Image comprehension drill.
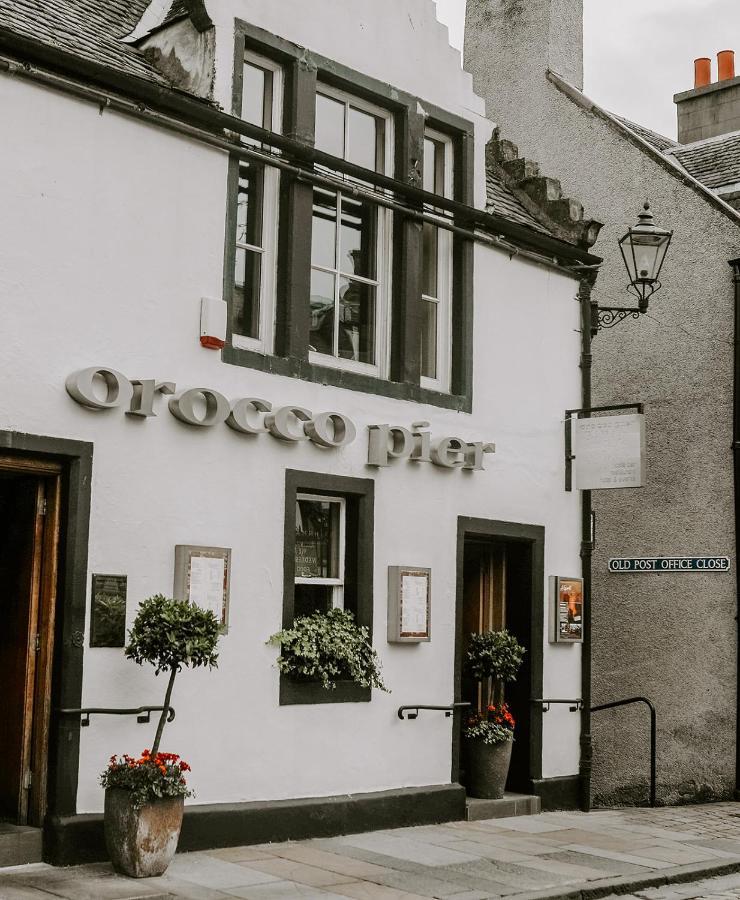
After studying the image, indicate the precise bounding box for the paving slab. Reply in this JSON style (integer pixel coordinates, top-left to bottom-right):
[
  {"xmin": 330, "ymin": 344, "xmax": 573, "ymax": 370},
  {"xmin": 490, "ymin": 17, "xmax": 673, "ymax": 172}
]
[{"xmin": 3, "ymin": 803, "xmax": 740, "ymax": 899}]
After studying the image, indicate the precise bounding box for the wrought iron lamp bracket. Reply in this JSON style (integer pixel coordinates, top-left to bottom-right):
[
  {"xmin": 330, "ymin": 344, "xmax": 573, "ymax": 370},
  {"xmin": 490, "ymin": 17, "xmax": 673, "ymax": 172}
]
[{"xmin": 593, "ymin": 305, "xmax": 641, "ymax": 336}]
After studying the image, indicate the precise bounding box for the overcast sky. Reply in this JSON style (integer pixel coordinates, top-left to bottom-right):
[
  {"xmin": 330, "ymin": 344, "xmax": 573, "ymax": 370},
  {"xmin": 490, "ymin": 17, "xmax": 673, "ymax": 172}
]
[{"xmin": 434, "ymin": 0, "xmax": 738, "ymax": 140}]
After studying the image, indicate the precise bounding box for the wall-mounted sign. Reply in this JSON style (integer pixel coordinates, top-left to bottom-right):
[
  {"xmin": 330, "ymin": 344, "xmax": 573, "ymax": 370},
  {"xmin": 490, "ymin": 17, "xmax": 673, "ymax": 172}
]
[
  {"xmin": 65, "ymin": 368, "xmax": 496, "ymax": 473},
  {"xmin": 574, "ymin": 414, "xmax": 646, "ymax": 490},
  {"xmin": 388, "ymin": 567, "xmax": 431, "ymax": 643},
  {"xmin": 549, "ymin": 576, "xmax": 583, "ymax": 643},
  {"xmin": 174, "ymin": 545, "xmax": 231, "ymax": 628},
  {"xmin": 609, "ymin": 556, "xmax": 731, "ymax": 573},
  {"xmin": 90, "ymin": 574, "xmax": 127, "ymax": 648}
]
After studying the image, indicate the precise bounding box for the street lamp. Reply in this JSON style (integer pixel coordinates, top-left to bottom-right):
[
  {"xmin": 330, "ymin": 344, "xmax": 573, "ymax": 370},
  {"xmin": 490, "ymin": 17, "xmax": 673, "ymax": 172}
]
[{"xmin": 595, "ymin": 202, "xmax": 673, "ymax": 333}]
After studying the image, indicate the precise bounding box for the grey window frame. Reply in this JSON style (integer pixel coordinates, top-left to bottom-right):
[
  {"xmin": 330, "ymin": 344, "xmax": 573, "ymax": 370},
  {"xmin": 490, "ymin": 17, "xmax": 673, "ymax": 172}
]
[
  {"xmin": 281, "ymin": 470, "xmax": 375, "ymax": 706},
  {"xmin": 223, "ymin": 19, "xmax": 475, "ymax": 412}
]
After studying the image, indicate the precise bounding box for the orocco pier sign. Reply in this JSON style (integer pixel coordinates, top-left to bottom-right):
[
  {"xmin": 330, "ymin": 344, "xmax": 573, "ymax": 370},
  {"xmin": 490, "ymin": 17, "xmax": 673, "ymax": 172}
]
[{"xmin": 608, "ymin": 557, "xmax": 731, "ymax": 573}]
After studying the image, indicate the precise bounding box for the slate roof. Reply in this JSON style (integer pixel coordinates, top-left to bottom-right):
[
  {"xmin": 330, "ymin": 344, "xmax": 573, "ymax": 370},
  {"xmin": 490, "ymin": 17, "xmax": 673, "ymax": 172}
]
[
  {"xmin": 669, "ymin": 131, "xmax": 740, "ymax": 190},
  {"xmin": 485, "ymin": 172, "xmax": 550, "ymax": 234},
  {"xmin": 614, "ymin": 116, "xmax": 678, "ymax": 153},
  {"xmin": 0, "ymin": 0, "xmax": 169, "ymax": 85}
]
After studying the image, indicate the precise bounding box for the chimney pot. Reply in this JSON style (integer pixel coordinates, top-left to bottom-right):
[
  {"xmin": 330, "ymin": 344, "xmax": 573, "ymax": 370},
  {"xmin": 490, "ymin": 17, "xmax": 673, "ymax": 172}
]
[
  {"xmin": 695, "ymin": 57, "xmax": 712, "ymax": 88},
  {"xmin": 718, "ymin": 49, "xmax": 735, "ymax": 82}
]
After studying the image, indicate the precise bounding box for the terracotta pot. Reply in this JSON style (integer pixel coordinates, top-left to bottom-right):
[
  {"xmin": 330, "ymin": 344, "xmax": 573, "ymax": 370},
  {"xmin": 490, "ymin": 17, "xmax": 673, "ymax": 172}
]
[
  {"xmin": 464, "ymin": 735, "xmax": 513, "ymax": 799},
  {"xmin": 104, "ymin": 788, "xmax": 184, "ymax": 877}
]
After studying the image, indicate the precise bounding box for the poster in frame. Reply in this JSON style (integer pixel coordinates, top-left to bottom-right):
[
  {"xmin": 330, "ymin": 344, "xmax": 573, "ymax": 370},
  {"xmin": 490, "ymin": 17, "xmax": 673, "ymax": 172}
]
[{"xmin": 549, "ymin": 575, "xmax": 584, "ymax": 643}]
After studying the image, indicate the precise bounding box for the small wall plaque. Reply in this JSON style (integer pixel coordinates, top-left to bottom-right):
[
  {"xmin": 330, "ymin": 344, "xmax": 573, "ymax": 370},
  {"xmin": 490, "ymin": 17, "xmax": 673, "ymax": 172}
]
[
  {"xmin": 90, "ymin": 574, "xmax": 127, "ymax": 648},
  {"xmin": 549, "ymin": 576, "xmax": 583, "ymax": 643},
  {"xmin": 174, "ymin": 545, "xmax": 231, "ymax": 628},
  {"xmin": 388, "ymin": 566, "xmax": 431, "ymax": 643}
]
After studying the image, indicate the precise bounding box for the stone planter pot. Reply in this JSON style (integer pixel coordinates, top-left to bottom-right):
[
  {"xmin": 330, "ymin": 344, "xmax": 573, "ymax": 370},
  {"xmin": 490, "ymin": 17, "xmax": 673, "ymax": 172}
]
[
  {"xmin": 104, "ymin": 788, "xmax": 184, "ymax": 878},
  {"xmin": 464, "ymin": 735, "xmax": 513, "ymax": 799}
]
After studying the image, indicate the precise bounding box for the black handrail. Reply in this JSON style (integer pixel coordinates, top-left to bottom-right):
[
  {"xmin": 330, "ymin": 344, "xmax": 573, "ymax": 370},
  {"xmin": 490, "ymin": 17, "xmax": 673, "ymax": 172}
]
[
  {"xmin": 531, "ymin": 698, "xmax": 584, "ymax": 713},
  {"xmin": 591, "ymin": 696, "xmax": 656, "ymax": 808},
  {"xmin": 398, "ymin": 703, "xmax": 471, "ymax": 720},
  {"xmin": 58, "ymin": 706, "xmax": 175, "ymax": 727}
]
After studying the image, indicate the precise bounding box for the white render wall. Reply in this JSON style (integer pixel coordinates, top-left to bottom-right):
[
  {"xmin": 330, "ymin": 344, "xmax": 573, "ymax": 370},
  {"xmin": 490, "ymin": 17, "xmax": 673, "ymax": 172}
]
[{"xmin": 0, "ymin": 1, "xmax": 582, "ymax": 814}]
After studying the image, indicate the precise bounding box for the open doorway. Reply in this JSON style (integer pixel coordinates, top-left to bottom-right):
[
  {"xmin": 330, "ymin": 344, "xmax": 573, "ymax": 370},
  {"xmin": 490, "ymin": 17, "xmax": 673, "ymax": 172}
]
[
  {"xmin": 0, "ymin": 460, "xmax": 61, "ymax": 826},
  {"xmin": 454, "ymin": 518, "xmax": 544, "ymax": 795}
]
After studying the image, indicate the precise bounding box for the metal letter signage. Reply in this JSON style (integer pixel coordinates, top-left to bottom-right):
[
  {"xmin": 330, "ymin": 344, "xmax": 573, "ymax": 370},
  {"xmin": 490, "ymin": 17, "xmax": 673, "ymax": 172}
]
[
  {"xmin": 608, "ymin": 557, "xmax": 731, "ymax": 573},
  {"xmin": 65, "ymin": 367, "xmax": 496, "ymax": 473},
  {"xmin": 574, "ymin": 414, "xmax": 646, "ymax": 490}
]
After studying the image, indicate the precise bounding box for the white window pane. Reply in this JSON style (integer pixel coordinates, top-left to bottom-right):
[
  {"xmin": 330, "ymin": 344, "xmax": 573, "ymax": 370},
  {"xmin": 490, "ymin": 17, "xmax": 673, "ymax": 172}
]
[
  {"xmin": 295, "ymin": 499, "xmax": 341, "ymax": 578},
  {"xmin": 310, "ymin": 269, "xmax": 336, "ymax": 356},
  {"xmin": 424, "ymin": 136, "xmax": 445, "ymax": 195},
  {"xmin": 233, "ymin": 247, "xmax": 262, "ymax": 339},
  {"xmin": 338, "ymin": 277, "xmax": 376, "ymax": 365},
  {"xmin": 242, "ymin": 62, "xmax": 272, "ymax": 129},
  {"xmin": 315, "ymin": 93, "xmax": 345, "ymax": 158},
  {"xmin": 340, "ymin": 195, "xmax": 376, "ymax": 279},
  {"xmin": 348, "ymin": 106, "xmax": 383, "ymax": 171},
  {"xmin": 420, "ymin": 299, "xmax": 438, "ymax": 380},
  {"xmin": 311, "ymin": 188, "xmax": 337, "ymax": 269},
  {"xmin": 422, "ymin": 222, "xmax": 438, "ymax": 298}
]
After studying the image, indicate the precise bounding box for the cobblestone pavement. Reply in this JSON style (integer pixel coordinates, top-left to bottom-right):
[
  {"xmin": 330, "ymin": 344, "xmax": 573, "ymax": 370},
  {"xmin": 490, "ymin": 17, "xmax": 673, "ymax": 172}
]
[{"xmin": 4, "ymin": 803, "xmax": 740, "ymax": 899}]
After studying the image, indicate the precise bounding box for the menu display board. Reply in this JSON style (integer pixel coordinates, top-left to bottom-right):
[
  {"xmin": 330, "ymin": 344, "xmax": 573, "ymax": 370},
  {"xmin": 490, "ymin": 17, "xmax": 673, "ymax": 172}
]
[
  {"xmin": 388, "ymin": 567, "xmax": 431, "ymax": 643},
  {"xmin": 549, "ymin": 575, "xmax": 584, "ymax": 643},
  {"xmin": 174, "ymin": 545, "xmax": 230, "ymax": 628}
]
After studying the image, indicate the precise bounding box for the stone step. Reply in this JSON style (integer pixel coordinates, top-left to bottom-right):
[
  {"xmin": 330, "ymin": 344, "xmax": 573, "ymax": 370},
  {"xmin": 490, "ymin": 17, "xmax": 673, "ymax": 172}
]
[
  {"xmin": 465, "ymin": 792, "xmax": 541, "ymax": 821},
  {"xmin": 0, "ymin": 824, "xmax": 43, "ymax": 867}
]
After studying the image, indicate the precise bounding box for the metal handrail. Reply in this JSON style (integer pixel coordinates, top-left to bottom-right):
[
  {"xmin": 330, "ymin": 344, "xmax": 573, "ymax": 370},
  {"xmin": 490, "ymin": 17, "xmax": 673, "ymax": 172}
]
[
  {"xmin": 398, "ymin": 703, "xmax": 471, "ymax": 720},
  {"xmin": 58, "ymin": 705, "xmax": 175, "ymax": 727},
  {"xmin": 591, "ymin": 696, "xmax": 656, "ymax": 807},
  {"xmin": 531, "ymin": 698, "xmax": 584, "ymax": 712}
]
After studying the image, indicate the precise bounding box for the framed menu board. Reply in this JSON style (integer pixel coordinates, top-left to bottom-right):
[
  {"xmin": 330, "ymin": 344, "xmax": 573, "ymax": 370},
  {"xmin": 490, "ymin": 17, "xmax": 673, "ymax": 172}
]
[
  {"xmin": 174, "ymin": 545, "xmax": 231, "ymax": 629},
  {"xmin": 387, "ymin": 567, "xmax": 431, "ymax": 643},
  {"xmin": 549, "ymin": 575, "xmax": 584, "ymax": 643}
]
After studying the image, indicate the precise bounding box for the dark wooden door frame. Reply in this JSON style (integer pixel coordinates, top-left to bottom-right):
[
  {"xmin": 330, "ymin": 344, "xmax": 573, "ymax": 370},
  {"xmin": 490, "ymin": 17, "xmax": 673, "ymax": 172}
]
[
  {"xmin": 453, "ymin": 517, "xmax": 545, "ymax": 789},
  {"xmin": 0, "ymin": 431, "xmax": 92, "ymax": 826}
]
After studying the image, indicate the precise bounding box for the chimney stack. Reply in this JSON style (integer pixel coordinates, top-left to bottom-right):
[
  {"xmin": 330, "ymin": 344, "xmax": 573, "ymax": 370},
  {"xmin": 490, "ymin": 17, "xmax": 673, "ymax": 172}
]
[
  {"xmin": 718, "ymin": 50, "xmax": 736, "ymax": 82},
  {"xmin": 676, "ymin": 49, "xmax": 740, "ymax": 143},
  {"xmin": 694, "ymin": 57, "xmax": 711, "ymax": 89}
]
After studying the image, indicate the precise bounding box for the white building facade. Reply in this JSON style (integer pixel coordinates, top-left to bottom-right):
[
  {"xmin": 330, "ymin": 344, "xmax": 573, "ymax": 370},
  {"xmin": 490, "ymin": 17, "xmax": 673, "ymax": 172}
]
[{"xmin": 0, "ymin": 0, "xmax": 600, "ymax": 864}]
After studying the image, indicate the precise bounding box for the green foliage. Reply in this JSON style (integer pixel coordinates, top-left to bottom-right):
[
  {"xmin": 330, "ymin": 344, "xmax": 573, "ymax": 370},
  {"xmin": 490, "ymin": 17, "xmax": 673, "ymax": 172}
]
[
  {"xmin": 464, "ymin": 630, "xmax": 525, "ymax": 685},
  {"xmin": 268, "ymin": 609, "xmax": 388, "ymax": 692},
  {"xmin": 126, "ymin": 594, "xmax": 221, "ymax": 676}
]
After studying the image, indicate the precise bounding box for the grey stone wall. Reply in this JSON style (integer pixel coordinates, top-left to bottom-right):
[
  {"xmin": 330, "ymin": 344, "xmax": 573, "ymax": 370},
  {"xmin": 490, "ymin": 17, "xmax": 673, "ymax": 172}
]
[
  {"xmin": 466, "ymin": 0, "xmax": 739, "ymax": 806},
  {"xmin": 676, "ymin": 79, "xmax": 740, "ymax": 144}
]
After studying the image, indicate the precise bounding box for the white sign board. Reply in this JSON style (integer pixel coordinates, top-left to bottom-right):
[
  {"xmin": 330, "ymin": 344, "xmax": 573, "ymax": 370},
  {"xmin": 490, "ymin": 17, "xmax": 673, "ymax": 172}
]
[
  {"xmin": 387, "ymin": 567, "xmax": 431, "ymax": 642},
  {"xmin": 574, "ymin": 414, "xmax": 646, "ymax": 491},
  {"xmin": 173, "ymin": 545, "xmax": 231, "ymax": 628}
]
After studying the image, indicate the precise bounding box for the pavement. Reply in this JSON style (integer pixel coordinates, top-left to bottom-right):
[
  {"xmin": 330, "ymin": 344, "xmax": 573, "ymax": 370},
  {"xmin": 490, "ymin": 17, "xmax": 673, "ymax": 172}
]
[{"xmin": 5, "ymin": 803, "xmax": 740, "ymax": 900}]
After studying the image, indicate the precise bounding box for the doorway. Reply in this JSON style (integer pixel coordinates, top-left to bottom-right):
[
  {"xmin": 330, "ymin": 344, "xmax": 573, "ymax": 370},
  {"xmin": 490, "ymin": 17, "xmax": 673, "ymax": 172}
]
[
  {"xmin": 454, "ymin": 518, "xmax": 544, "ymax": 795},
  {"xmin": 0, "ymin": 459, "xmax": 61, "ymax": 826}
]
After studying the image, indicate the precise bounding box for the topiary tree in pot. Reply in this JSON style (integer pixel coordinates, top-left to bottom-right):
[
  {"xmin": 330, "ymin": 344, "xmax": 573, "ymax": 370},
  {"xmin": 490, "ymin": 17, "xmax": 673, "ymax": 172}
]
[
  {"xmin": 462, "ymin": 629, "xmax": 525, "ymax": 800},
  {"xmin": 100, "ymin": 594, "xmax": 221, "ymax": 878}
]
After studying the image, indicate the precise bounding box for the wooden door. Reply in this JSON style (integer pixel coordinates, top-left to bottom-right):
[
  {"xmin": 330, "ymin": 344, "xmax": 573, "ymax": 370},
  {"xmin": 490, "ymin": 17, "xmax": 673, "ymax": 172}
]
[{"xmin": 0, "ymin": 464, "xmax": 60, "ymax": 825}]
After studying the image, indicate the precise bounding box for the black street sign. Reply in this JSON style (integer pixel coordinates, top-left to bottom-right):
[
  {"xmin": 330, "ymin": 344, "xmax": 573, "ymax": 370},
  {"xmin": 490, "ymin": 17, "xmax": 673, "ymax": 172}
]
[{"xmin": 608, "ymin": 557, "xmax": 731, "ymax": 573}]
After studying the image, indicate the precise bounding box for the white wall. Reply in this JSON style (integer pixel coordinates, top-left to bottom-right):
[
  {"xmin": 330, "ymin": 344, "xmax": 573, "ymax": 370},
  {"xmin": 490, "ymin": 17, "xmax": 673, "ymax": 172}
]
[{"xmin": 0, "ymin": 2, "xmax": 582, "ymax": 814}]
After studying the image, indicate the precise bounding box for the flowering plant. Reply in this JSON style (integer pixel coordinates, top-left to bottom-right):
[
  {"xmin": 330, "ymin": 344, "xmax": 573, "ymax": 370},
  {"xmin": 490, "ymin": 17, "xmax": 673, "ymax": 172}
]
[
  {"xmin": 463, "ymin": 703, "xmax": 516, "ymax": 746},
  {"xmin": 101, "ymin": 749, "xmax": 192, "ymax": 809}
]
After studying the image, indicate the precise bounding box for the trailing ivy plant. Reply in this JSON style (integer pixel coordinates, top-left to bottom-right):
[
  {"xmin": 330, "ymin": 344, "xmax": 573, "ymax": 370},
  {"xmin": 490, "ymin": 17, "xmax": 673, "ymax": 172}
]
[
  {"xmin": 268, "ymin": 608, "xmax": 388, "ymax": 692},
  {"xmin": 126, "ymin": 594, "xmax": 221, "ymax": 756}
]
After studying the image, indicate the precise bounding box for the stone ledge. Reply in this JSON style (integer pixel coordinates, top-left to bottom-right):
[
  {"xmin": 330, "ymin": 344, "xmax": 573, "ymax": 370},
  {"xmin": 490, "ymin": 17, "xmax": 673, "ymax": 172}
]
[{"xmin": 466, "ymin": 792, "xmax": 541, "ymax": 820}]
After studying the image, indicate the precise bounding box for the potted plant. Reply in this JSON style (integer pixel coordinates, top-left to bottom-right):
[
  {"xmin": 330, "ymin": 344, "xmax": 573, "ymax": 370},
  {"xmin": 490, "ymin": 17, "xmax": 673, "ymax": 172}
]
[
  {"xmin": 267, "ymin": 608, "xmax": 388, "ymax": 691},
  {"xmin": 100, "ymin": 594, "xmax": 221, "ymax": 878},
  {"xmin": 463, "ymin": 629, "xmax": 525, "ymax": 799}
]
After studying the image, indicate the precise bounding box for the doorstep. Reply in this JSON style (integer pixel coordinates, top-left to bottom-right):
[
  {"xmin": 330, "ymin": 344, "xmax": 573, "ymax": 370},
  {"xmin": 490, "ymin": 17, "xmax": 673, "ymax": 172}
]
[
  {"xmin": 465, "ymin": 790, "xmax": 541, "ymax": 820},
  {"xmin": 0, "ymin": 823, "xmax": 43, "ymax": 867}
]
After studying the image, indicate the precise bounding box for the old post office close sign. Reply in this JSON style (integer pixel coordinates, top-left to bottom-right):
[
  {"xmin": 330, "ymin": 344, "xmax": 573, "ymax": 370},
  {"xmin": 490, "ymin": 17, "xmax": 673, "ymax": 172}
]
[{"xmin": 609, "ymin": 557, "xmax": 731, "ymax": 573}]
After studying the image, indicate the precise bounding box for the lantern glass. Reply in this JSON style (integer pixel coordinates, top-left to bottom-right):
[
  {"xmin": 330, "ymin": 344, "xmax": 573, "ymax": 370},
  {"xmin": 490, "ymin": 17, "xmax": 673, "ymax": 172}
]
[{"xmin": 619, "ymin": 203, "xmax": 672, "ymax": 307}]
